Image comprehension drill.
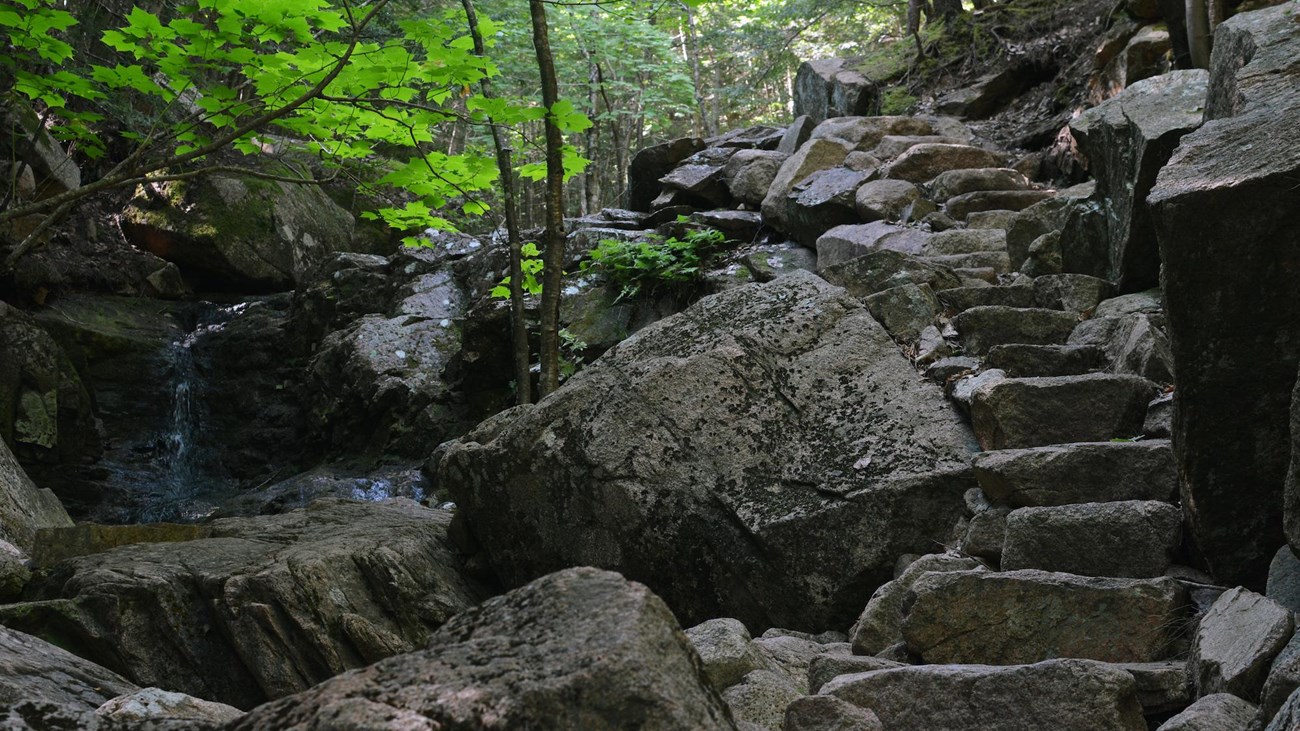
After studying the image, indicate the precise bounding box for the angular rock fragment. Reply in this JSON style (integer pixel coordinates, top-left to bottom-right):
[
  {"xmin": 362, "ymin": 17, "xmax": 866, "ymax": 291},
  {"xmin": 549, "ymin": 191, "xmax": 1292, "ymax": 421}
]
[
  {"xmin": 1148, "ymin": 3, "xmax": 1300, "ymax": 588},
  {"xmin": 929, "ymin": 168, "xmax": 1031, "ymax": 204},
  {"xmin": 762, "ymin": 138, "xmax": 852, "ymax": 230},
  {"xmin": 815, "ymin": 222, "xmax": 933, "ymax": 267},
  {"xmin": 686, "ymin": 618, "xmax": 772, "ymax": 691},
  {"xmin": 922, "ymin": 229, "xmax": 1007, "ymax": 256},
  {"xmin": 849, "ymin": 552, "xmax": 984, "ymax": 656},
  {"xmin": 724, "ymin": 669, "xmax": 802, "ymax": 730},
  {"xmin": 1190, "ymin": 587, "xmax": 1293, "ymax": 702},
  {"xmin": 864, "ymin": 283, "xmax": 938, "ymax": 342},
  {"xmin": 785, "ymin": 695, "xmax": 884, "ymax": 731},
  {"xmin": 1033, "ymin": 274, "xmax": 1116, "ymax": 314},
  {"xmin": 1155, "ymin": 693, "xmax": 1256, "ymax": 731},
  {"xmin": 724, "ymin": 150, "xmax": 789, "ymax": 206},
  {"xmin": 854, "ymin": 179, "xmax": 922, "ymax": 222},
  {"xmin": 945, "ymin": 190, "xmax": 1054, "ymax": 220},
  {"xmin": 786, "ymin": 168, "xmax": 872, "ymax": 247},
  {"xmin": 1070, "ymin": 70, "xmax": 1207, "ymax": 291},
  {"xmin": 936, "ymin": 284, "xmax": 1035, "ymax": 312},
  {"xmin": 882, "ymin": 144, "xmax": 1002, "ymax": 183}
]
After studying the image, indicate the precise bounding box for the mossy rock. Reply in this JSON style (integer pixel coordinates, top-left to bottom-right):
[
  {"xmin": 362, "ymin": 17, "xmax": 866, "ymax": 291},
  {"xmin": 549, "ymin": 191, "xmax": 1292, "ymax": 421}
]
[{"xmin": 120, "ymin": 161, "xmax": 357, "ymax": 293}]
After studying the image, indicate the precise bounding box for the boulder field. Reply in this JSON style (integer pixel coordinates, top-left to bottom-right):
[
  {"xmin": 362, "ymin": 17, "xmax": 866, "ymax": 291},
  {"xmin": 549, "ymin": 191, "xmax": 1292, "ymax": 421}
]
[{"xmin": 4, "ymin": 1, "xmax": 1300, "ymax": 730}]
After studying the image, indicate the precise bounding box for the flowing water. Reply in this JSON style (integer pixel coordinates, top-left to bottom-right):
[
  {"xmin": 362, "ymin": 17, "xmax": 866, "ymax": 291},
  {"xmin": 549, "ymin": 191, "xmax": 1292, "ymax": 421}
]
[{"xmin": 137, "ymin": 302, "xmax": 248, "ymax": 522}]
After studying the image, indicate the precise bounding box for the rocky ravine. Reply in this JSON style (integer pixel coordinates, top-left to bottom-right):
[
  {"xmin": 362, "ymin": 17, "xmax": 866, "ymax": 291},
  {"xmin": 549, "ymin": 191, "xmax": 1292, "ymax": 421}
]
[{"xmin": 3, "ymin": 2, "xmax": 1300, "ymax": 731}]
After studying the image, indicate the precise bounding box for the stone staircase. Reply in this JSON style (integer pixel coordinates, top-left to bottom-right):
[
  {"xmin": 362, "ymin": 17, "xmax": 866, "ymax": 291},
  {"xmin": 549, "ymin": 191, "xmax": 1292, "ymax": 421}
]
[{"xmin": 674, "ymin": 105, "xmax": 1299, "ymax": 729}]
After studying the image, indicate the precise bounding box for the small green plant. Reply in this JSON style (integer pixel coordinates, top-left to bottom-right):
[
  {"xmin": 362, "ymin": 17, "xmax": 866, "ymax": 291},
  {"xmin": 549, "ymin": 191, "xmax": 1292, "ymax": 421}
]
[
  {"xmin": 583, "ymin": 227, "xmax": 725, "ymax": 301},
  {"xmin": 490, "ymin": 242, "xmax": 545, "ymax": 298},
  {"xmin": 558, "ymin": 327, "xmax": 587, "ymax": 380}
]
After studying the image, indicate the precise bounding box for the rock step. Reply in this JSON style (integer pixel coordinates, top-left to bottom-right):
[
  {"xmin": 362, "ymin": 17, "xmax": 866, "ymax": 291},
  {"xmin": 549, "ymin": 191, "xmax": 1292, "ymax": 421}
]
[
  {"xmin": 819, "ymin": 248, "xmax": 960, "ymax": 299},
  {"xmin": 936, "ymin": 284, "xmax": 1035, "ymax": 312},
  {"xmin": 950, "ymin": 306, "xmax": 1079, "ymax": 356},
  {"xmin": 900, "ymin": 569, "xmax": 1185, "ymax": 665},
  {"xmin": 1001, "ymin": 500, "xmax": 1182, "ymax": 578},
  {"xmin": 982, "ymin": 343, "xmax": 1105, "ymax": 377},
  {"xmin": 972, "ymin": 439, "xmax": 1177, "ymax": 507},
  {"xmin": 920, "ymin": 251, "xmax": 1011, "ymax": 274},
  {"xmin": 971, "ymin": 373, "xmax": 1159, "ymax": 450},
  {"xmin": 823, "ymin": 658, "xmax": 1148, "ymax": 730}
]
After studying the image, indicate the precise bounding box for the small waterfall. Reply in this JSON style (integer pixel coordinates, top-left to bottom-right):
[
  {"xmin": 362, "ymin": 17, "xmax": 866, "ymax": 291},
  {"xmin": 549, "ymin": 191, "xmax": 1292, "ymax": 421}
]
[
  {"xmin": 143, "ymin": 302, "xmax": 247, "ymax": 522},
  {"xmin": 158, "ymin": 332, "xmax": 201, "ymax": 497}
]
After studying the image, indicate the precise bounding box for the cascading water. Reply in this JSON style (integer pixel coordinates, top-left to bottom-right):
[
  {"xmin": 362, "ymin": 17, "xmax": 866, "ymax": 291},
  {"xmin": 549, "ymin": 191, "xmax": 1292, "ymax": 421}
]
[{"xmin": 140, "ymin": 302, "xmax": 247, "ymax": 522}]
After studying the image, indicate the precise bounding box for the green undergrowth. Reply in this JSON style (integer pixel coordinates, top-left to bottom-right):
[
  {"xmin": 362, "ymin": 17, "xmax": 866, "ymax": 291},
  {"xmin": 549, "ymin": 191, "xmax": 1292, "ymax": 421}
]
[{"xmin": 583, "ymin": 227, "xmax": 727, "ymax": 302}]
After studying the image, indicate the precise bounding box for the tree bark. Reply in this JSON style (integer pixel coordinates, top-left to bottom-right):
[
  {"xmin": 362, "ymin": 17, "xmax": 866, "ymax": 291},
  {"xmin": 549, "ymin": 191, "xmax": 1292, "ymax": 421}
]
[
  {"xmin": 1186, "ymin": 0, "xmax": 1211, "ymax": 68},
  {"xmin": 461, "ymin": 0, "xmax": 531, "ymax": 405},
  {"xmin": 680, "ymin": 2, "xmax": 711, "ymax": 138},
  {"xmin": 529, "ymin": 0, "xmax": 567, "ymax": 397}
]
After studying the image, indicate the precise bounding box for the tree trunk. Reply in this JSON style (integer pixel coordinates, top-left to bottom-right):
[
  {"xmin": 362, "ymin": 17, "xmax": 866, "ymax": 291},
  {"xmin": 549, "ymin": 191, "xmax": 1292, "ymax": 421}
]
[
  {"xmin": 585, "ymin": 60, "xmax": 601, "ymax": 214},
  {"xmin": 680, "ymin": 2, "xmax": 709, "ymax": 138},
  {"xmin": 461, "ymin": 0, "xmax": 531, "ymax": 406},
  {"xmin": 930, "ymin": 0, "xmax": 962, "ymax": 20},
  {"xmin": 529, "ymin": 0, "xmax": 566, "ymax": 397},
  {"xmin": 1186, "ymin": 0, "xmax": 1211, "ymax": 68}
]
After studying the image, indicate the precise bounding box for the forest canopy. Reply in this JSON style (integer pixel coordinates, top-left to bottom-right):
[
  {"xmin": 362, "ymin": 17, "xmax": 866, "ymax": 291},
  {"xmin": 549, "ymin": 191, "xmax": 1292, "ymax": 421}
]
[{"xmin": 0, "ymin": 0, "xmax": 917, "ymax": 231}]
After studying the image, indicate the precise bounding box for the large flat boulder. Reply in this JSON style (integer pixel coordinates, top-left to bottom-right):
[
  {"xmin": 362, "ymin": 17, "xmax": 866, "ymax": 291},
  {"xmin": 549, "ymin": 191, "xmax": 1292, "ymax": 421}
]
[
  {"xmin": 901, "ymin": 569, "xmax": 1185, "ymax": 665},
  {"xmin": 1070, "ymin": 70, "xmax": 1208, "ymax": 291},
  {"xmin": 1148, "ymin": 2, "xmax": 1300, "ymax": 589},
  {"xmin": 823, "ymin": 659, "xmax": 1147, "ymax": 731},
  {"xmin": 440, "ymin": 271, "xmax": 978, "ymax": 631},
  {"xmin": 224, "ymin": 568, "xmax": 736, "ymax": 731},
  {"xmin": 0, "ymin": 499, "xmax": 487, "ymax": 710}
]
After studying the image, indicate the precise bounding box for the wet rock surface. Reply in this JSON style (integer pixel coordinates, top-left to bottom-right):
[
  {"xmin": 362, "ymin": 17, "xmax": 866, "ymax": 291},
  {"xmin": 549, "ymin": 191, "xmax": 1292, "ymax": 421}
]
[{"xmin": 0, "ymin": 499, "xmax": 486, "ymax": 710}]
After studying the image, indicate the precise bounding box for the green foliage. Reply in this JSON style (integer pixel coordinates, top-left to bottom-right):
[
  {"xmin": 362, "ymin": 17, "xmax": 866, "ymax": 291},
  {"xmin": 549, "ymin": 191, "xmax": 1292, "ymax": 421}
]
[
  {"xmin": 0, "ymin": 0, "xmax": 593, "ymax": 240},
  {"xmin": 583, "ymin": 227, "xmax": 726, "ymax": 301},
  {"xmin": 558, "ymin": 327, "xmax": 587, "ymax": 380},
  {"xmin": 490, "ymin": 242, "xmax": 544, "ymax": 298},
  {"xmin": 880, "ymin": 86, "xmax": 918, "ymax": 114}
]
